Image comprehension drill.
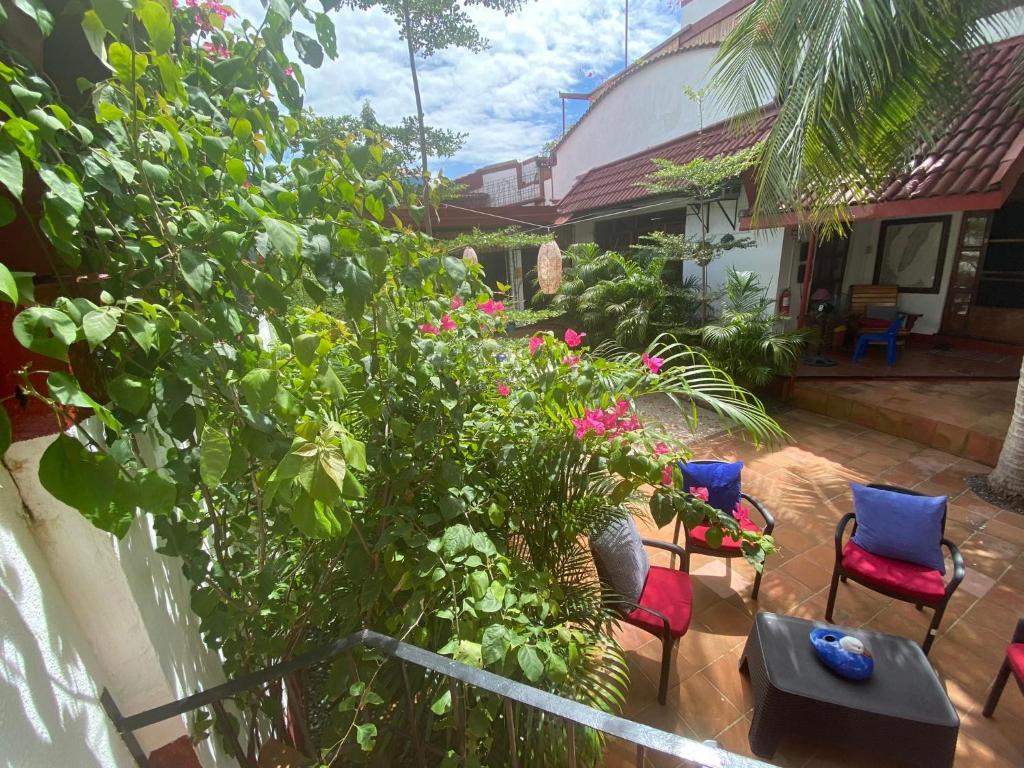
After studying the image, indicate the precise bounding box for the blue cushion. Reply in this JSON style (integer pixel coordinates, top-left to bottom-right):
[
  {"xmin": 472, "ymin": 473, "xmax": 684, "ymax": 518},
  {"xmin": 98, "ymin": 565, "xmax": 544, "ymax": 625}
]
[
  {"xmin": 850, "ymin": 483, "xmax": 947, "ymax": 574},
  {"xmin": 680, "ymin": 460, "xmax": 743, "ymax": 514}
]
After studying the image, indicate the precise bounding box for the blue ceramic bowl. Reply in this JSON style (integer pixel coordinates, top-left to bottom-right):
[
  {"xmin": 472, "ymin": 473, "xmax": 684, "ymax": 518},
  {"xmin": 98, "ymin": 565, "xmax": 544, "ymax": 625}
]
[{"xmin": 809, "ymin": 628, "xmax": 874, "ymax": 681}]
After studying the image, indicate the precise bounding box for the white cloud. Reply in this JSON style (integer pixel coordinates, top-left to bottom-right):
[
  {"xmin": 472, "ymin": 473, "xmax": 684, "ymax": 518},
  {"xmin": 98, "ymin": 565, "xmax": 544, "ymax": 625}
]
[{"xmin": 233, "ymin": 1, "xmax": 682, "ymax": 173}]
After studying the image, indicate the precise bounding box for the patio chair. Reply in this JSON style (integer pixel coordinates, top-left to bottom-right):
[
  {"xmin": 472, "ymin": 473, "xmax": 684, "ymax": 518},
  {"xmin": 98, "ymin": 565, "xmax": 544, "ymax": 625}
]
[
  {"xmin": 825, "ymin": 484, "xmax": 965, "ymax": 654},
  {"xmin": 673, "ymin": 460, "xmax": 775, "ymax": 599},
  {"xmin": 982, "ymin": 617, "xmax": 1024, "ymax": 717},
  {"xmin": 590, "ymin": 516, "xmax": 693, "ymax": 705},
  {"xmin": 847, "ymin": 284, "xmax": 920, "ymax": 344},
  {"xmin": 852, "ymin": 315, "xmax": 903, "ymax": 366}
]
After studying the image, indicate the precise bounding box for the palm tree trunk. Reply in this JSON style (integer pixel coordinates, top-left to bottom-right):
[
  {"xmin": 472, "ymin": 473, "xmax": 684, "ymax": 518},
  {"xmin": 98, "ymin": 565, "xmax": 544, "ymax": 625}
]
[
  {"xmin": 403, "ymin": 1, "xmax": 432, "ymax": 236},
  {"xmin": 989, "ymin": 357, "xmax": 1024, "ymax": 497}
]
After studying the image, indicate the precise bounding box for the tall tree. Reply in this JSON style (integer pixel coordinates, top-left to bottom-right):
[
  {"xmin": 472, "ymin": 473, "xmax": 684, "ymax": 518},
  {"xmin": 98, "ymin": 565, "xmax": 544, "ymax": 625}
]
[
  {"xmin": 711, "ymin": 0, "xmax": 1024, "ymax": 497},
  {"xmin": 295, "ymin": 101, "xmax": 465, "ymax": 192},
  {"xmin": 344, "ymin": 0, "xmax": 529, "ymax": 234}
]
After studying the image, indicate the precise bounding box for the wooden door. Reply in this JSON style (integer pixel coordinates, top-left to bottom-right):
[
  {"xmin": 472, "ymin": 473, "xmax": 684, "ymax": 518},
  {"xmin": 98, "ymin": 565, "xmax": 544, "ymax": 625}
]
[{"xmin": 942, "ymin": 212, "xmax": 991, "ymax": 336}]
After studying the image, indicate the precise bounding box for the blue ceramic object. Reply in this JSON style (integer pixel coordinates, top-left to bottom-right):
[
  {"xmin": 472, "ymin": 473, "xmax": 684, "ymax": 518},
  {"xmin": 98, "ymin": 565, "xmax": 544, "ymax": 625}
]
[{"xmin": 809, "ymin": 628, "xmax": 874, "ymax": 681}]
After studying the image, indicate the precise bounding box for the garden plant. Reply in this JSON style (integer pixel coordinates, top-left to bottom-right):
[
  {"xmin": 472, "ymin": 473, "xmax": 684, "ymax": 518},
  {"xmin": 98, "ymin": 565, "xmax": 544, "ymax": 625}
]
[{"xmin": 0, "ymin": 1, "xmax": 778, "ymax": 764}]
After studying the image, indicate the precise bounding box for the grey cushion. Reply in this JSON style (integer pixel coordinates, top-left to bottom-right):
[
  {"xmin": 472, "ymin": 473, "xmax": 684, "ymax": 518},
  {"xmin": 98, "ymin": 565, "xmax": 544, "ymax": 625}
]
[{"xmin": 589, "ymin": 515, "xmax": 650, "ymax": 604}]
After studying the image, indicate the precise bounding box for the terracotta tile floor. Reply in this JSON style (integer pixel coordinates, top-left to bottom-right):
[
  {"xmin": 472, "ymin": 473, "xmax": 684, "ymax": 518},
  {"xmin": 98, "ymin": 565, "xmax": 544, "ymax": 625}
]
[
  {"xmin": 791, "ymin": 379, "xmax": 1017, "ymax": 466},
  {"xmin": 607, "ymin": 408, "xmax": 1024, "ymax": 768}
]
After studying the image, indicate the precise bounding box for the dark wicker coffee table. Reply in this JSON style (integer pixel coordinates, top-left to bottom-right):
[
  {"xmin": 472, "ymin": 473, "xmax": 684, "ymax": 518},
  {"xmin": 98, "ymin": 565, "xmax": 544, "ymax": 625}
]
[{"xmin": 739, "ymin": 612, "xmax": 959, "ymax": 766}]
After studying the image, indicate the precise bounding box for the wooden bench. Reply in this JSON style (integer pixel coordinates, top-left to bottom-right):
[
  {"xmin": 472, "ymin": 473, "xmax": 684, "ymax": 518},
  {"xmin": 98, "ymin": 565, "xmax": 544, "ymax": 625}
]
[{"xmin": 848, "ymin": 284, "xmax": 920, "ymax": 343}]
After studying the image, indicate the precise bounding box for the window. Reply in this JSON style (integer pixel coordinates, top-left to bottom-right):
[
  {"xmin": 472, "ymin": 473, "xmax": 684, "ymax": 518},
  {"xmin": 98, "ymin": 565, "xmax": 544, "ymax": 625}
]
[{"xmin": 874, "ymin": 216, "xmax": 951, "ymax": 293}]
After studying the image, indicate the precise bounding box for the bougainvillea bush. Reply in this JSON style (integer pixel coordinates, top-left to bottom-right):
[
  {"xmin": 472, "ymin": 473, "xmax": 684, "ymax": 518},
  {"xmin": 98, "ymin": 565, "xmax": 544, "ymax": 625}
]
[{"xmin": 0, "ymin": 1, "xmax": 777, "ymax": 764}]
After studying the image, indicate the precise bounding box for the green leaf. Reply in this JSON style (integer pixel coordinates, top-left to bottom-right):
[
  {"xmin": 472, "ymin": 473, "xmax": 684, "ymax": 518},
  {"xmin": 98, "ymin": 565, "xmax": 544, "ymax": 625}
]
[
  {"xmin": 0, "ymin": 263, "xmax": 17, "ymax": 304},
  {"xmin": 516, "ymin": 645, "xmax": 544, "ymax": 683},
  {"xmin": 108, "ymin": 42, "xmax": 148, "ymax": 85},
  {"xmin": 0, "ymin": 407, "xmax": 11, "ymax": 458},
  {"xmin": 81, "ymin": 307, "xmax": 119, "ymax": 349},
  {"xmin": 294, "ymin": 333, "xmax": 320, "ymax": 366},
  {"xmin": 138, "ymin": 1, "xmax": 173, "ymax": 54},
  {"xmin": 91, "ymin": 0, "xmax": 131, "ymax": 32},
  {"xmin": 430, "ymin": 689, "xmax": 451, "ymax": 715},
  {"xmin": 468, "ymin": 571, "xmax": 489, "ymax": 600},
  {"xmin": 199, "ymin": 425, "xmax": 231, "ymax": 486},
  {"xmin": 290, "ymin": 494, "xmax": 348, "ymax": 539},
  {"xmin": 294, "ymin": 31, "xmax": 324, "ymax": 68},
  {"xmin": 38, "ymin": 435, "xmax": 124, "ymax": 532},
  {"xmin": 179, "ymin": 249, "xmax": 214, "ymax": 295},
  {"xmin": 441, "ymin": 524, "xmax": 472, "ymax": 558},
  {"xmin": 231, "ymin": 117, "xmax": 253, "ymax": 140},
  {"xmin": 315, "ymin": 13, "xmax": 338, "ymax": 59},
  {"xmin": 108, "ymin": 374, "xmax": 152, "ymax": 415},
  {"xmin": 481, "ymin": 625, "xmax": 511, "ymax": 666},
  {"xmin": 355, "ymin": 723, "xmax": 376, "ymax": 752},
  {"xmin": 12, "ymin": 306, "xmax": 76, "ymax": 360},
  {"xmin": 546, "ymin": 652, "xmax": 568, "ymax": 682},
  {"xmin": 81, "ymin": 11, "xmax": 108, "ymax": 62},
  {"xmin": 12, "ymin": 0, "xmax": 54, "ymax": 36},
  {"xmin": 141, "ymin": 160, "xmax": 169, "ymax": 187},
  {"xmin": 338, "ymin": 257, "xmax": 372, "ymax": 315},
  {"xmin": 226, "ymin": 157, "xmax": 247, "ymax": 184},
  {"xmin": 0, "ymin": 138, "xmax": 24, "ymax": 200},
  {"xmin": 263, "ymin": 217, "xmax": 300, "ymax": 257},
  {"xmin": 471, "ymin": 531, "xmax": 496, "ymax": 557},
  {"xmin": 239, "ymin": 368, "xmax": 276, "ymax": 411},
  {"xmin": 137, "ymin": 468, "xmax": 177, "ymax": 515},
  {"xmin": 443, "ymin": 256, "xmax": 467, "ymax": 282},
  {"xmin": 47, "ymin": 372, "xmax": 98, "ymax": 409}
]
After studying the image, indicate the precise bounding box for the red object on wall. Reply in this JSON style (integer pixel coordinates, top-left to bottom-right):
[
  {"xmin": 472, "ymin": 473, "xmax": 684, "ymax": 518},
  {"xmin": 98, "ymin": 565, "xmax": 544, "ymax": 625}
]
[
  {"xmin": 778, "ymin": 288, "xmax": 791, "ymax": 316},
  {"xmin": 0, "ymin": 302, "xmax": 62, "ymax": 442},
  {"xmin": 147, "ymin": 735, "xmax": 203, "ymax": 768}
]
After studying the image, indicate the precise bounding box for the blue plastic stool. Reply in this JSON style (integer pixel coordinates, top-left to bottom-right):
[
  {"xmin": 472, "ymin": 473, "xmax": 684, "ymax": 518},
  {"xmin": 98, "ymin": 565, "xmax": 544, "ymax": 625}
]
[{"xmin": 852, "ymin": 316, "xmax": 903, "ymax": 366}]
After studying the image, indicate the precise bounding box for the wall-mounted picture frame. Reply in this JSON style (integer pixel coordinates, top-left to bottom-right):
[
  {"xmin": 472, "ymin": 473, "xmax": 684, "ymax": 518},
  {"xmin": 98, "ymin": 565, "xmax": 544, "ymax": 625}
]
[{"xmin": 874, "ymin": 216, "xmax": 951, "ymax": 294}]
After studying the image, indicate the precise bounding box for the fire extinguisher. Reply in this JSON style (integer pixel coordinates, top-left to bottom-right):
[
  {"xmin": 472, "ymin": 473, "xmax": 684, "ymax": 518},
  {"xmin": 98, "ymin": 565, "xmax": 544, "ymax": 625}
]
[{"xmin": 778, "ymin": 288, "xmax": 791, "ymax": 316}]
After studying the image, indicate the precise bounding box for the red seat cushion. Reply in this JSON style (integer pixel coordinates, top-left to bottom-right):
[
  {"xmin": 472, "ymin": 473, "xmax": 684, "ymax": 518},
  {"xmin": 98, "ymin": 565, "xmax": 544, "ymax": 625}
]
[
  {"xmin": 624, "ymin": 566, "xmax": 693, "ymax": 638},
  {"xmin": 842, "ymin": 541, "xmax": 946, "ymax": 604},
  {"xmin": 1008, "ymin": 644, "xmax": 1024, "ymax": 682},
  {"xmin": 859, "ymin": 317, "xmax": 893, "ymax": 331},
  {"xmin": 688, "ymin": 505, "xmax": 762, "ymax": 550}
]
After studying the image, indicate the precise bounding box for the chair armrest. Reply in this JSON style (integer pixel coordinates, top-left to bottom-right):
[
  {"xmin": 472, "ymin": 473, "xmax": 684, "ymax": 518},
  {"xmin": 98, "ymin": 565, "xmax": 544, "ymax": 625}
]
[
  {"xmin": 1012, "ymin": 617, "xmax": 1024, "ymax": 644},
  {"xmin": 617, "ymin": 597, "xmax": 673, "ymax": 644},
  {"xmin": 642, "ymin": 538, "xmax": 689, "ymax": 572},
  {"xmin": 834, "ymin": 512, "xmax": 856, "ymax": 562},
  {"xmin": 941, "ymin": 538, "xmax": 966, "ymax": 599},
  {"xmin": 740, "ymin": 493, "xmax": 774, "ymax": 534}
]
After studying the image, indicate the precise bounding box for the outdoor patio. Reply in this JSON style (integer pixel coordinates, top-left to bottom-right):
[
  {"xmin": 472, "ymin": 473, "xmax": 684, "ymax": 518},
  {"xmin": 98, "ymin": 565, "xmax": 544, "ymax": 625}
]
[{"xmin": 607, "ymin": 408, "xmax": 1024, "ymax": 768}]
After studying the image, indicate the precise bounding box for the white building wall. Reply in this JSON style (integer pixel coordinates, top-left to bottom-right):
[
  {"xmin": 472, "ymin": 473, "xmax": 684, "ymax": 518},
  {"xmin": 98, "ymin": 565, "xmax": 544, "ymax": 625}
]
[
  {"xmin": 682, "ymin": 0, "xmax": 737, "ymax": 26},
  {"xmin": 2, "ymin": 435, "xmax": 238, "ymax": 767},
  {"xmin": 552, "ymin": 46, "xmax": 732, "ymax": 201},
  {"xmin": 0, "ymin": 460, "xmax": 136, "ymax": 768}
]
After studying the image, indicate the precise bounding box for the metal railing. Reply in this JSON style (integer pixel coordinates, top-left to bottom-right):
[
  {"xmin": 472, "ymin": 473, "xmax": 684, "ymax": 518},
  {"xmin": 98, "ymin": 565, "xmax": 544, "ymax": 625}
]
[{"xmin": 101, "ymin": 629, "xmax": 770, "ymax": 768}]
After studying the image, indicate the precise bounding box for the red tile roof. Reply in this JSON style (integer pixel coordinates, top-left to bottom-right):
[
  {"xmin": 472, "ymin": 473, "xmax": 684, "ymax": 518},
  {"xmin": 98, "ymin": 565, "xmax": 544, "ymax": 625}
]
[
  {"xmin": 557, "ymin": 109, "xmax": 775, "ymax": 214},
  {"xmin": 559, "ymin": 35, "xmax": 1024, "ymax": 221},
  {"xmin": 864, "ymin": 35, "xmax": 1024, "ymax": 207}
]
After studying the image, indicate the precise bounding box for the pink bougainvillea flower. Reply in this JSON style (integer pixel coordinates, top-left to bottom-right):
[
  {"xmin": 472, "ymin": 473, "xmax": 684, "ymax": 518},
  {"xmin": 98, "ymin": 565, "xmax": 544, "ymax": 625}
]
[
  {"xmin": 242, "ymin": 179, "xmax": 252, "ymax": 189},
  {"xmin": 201, "ymin": 41, "xmax": 230, "ymax": 59},
  {"xmin": 562, "ymin": 354, "xmax": 580, "ymax": 367},
  {"xmin": 284, "ymin": 65, "xmax": 294, "ymax": 77},
  {"xmin": 689, "ymin": 486, "xmax": 710, "ymax": 502},
  {"xmin": 661, "ymin": 463, "xmax": 675, "ymax": 486},
  {"xmin": 477, "ymin": 298, "xmax": 506, "ymax": 315},
  {"xmin": 419, "ymin": 323, "xmax": 439, "ymax": 336},
  {"xmin": 571, "ymin": 403, "xmax": 642, "ymax": 441},
  {"xmin": 440, "ymin": 314, "xmax": 457, "ymax": 331},
  {"xmin": 642, "ymin": 353, "xmax": 665, "ymax": 374},
  {"xmin": 450, "ymin": 296, "xmax": 464, "ymax": 310},
  {"xmin": 498, "ymin": 383, "xmax": 511, "ymax": 397},
  {"xmin": 529, "ymin": 336, "xmax": 544, "ymax": 355},
  {"xmin": 564, "ymin": 328, "xmax": 586, "ymax": 348},
  {"xmin": 186, "ymin": 0, "xmax": 197, "ymax": 6},
  {"xmin": 733, "ymin": 503, "xmax": 752, "ymax": 525},
  {"xmin": 653, "ymin": 442, "xmax": 670, "ymax": 456}
]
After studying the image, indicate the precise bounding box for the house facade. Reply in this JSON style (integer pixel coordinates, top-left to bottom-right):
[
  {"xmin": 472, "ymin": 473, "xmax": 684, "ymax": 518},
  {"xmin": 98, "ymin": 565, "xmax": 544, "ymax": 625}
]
[{"xmin": 538, "ymin": 0, "xmax": 1024, "ymax": 344}]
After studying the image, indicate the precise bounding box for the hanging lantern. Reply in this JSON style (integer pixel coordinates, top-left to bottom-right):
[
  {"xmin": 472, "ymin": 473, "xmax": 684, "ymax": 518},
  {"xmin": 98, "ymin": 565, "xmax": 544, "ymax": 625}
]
[
  {"xmin": 537, "ymin": 240, "xmax": 563, "ymax": 294},
  {"xmin": 462, "ymin": 246, "xmax": 478, "ymax": 264}
]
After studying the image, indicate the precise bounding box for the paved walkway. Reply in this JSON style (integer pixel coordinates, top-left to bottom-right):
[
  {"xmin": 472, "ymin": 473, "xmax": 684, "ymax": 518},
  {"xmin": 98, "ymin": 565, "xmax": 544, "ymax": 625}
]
[{"xmin": 607, "ymin": 408, "xmax": 1024, "ymax": 768}]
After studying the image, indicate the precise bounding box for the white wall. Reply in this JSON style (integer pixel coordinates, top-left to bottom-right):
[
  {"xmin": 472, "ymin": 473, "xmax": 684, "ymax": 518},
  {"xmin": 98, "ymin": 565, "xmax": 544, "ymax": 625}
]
[
  {"xmin": 841, "ymin": 212, "xmax": 962, "ymax": 335},
  {"xmin": 0, "ymin": 461, "xmax": 136, "ymax": 768},
  {"xmin": 553, "ymin": 46, "xmax": 729, "ymax": 200},
  {"xmin": 3, "ymin": 435, "xmax": 238, "ymax": 767}
]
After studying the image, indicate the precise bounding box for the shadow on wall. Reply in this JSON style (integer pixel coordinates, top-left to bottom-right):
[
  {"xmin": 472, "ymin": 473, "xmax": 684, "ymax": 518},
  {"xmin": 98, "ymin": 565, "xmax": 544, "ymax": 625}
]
[{"xmin": 0, "ymin": 463, "xmax": 135, "ymax": 768}]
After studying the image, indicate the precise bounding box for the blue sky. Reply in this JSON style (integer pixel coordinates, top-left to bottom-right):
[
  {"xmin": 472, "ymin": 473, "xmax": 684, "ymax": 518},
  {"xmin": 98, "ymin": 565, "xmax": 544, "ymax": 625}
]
[{"xmin": 236, "ymin": 1, "xmax": 687, "ymax": 178}]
